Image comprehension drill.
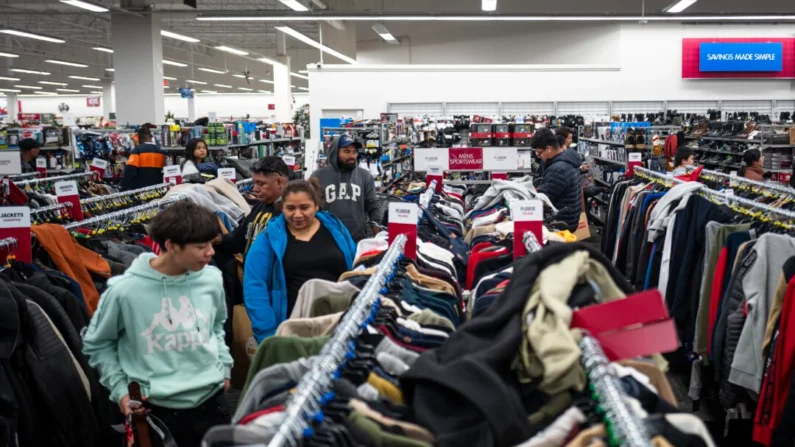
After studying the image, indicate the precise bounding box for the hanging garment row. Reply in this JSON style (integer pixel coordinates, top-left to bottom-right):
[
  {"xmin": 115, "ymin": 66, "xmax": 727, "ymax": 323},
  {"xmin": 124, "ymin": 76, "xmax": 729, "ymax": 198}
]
[
  {"xmin": 603, "ymin": 166, "xmax": 795, "ymax": 446},
  {"xmin": 0, "ymin": 197, "xmax": 195, "ymax": 447}
]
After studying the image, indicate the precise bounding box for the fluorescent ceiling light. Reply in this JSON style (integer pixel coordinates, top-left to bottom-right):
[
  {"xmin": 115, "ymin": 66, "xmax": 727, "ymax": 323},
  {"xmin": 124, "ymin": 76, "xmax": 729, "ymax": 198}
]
[
  {"xmin": 298, "ymin": 69, "xmax": 309, "ymax": 74},
  {"xmin": 278, "ymin": 0, "xmax": 309, "ymax": 11},
  {"xmin": 105, "ymin": 68, "xmax": 114, "ymax": 72},
  {"xmin": 0, "ymin": 88, "xmax": 22, "ymax": 93},
  {"xmin": 664, "ymin": 0, "xmax": 698, "ymax": 13},
  {"xmin": 15, "ymin": 85, "xmax": 42, "ymax": 90},
  {"xmin": 201, "ymin": 90, "xmax": 219, "ymax": 94},
  {"xmin": 59, "ymin": 0, "xmax": 109, "ymax": 12},
  {"xmin": 298, "ymin": 87, "xmax": 309, "ymax": 91},
  {"xmin": 372, "ymin": 23, "xmax": 398, "ymax": 43},
  {"xmin": 482, "ymin": 0, "xmax": 497, "ymax": 11},
  {"xmin": 11, "ymin": 68, "xmax": 50, "ymax": 75},
  {"xmin": 92, "ymin": 47, "xmax": 113, "ymax": 53},
  {"xmin": 56, "ymin": 88, "xmax": 80, "ymax": 92},
  {"xmin": 161, "ymin": 30, "xmax": 200, "ymax": 43},
  {"xmin": 40, "ymin": 81, "xmax": 68, "ymax": 86},
  {"xmin": 163, "ymin": 59, "xmax": 188, "ymax": 67},
  {"xmin": 163, "ymin": 85, "xmax": 169, "ymax": 88},
  {"xmin": 69, "ymin": 75, "xmax": 99, "ymax": 81},
  {"xmin": 89, "ymin": 91, "xmax": 103, "ymax": 94},
  {"xmin": 0, "ymin": 52, "xmax": 19, "ymax": 58},
  {"xmin": 276, "ymin": 26, "xmax": 357, "ymax": 64},
  {"xmin": 290, "ymin": 72, "xmax": 309, "ymax": 80},
  {"xmin": 290, "ymin": 84, "xmax": 296, "ymax": 88},
  {"xmin": 215, "ymin": 45, "xmax": 249, "ymax": 56},
  {"xmin": 258, "ymin": 56, "xmax": 281, "ymax": 65},
  {"xmin": 46, "ymin": 59, "xmax": 88, "ymax": 68},
  {"xmin": 258, "ymin": 90, "xmax": 271, "ymax": 93},
  {"xmin": 82, "ymin": 84, "xmax": 103, "ymax": 89},
  {"xmin": 238, "ymin": 87, "xmax": 253, "ymax": 91},
  {"xmin": 198, "ymin": 67, "xmax": 227, "ymax": 74},
  {"xmin": 35, "ymin": 91, "xmax": 58, "ymax": 95},
  {"xmin": 214, "ymin": 83, "xmax": 232, "ymax": 88},
  {"xmin": 0, "ymin": 29, "xmax": 65, "ymax": 43},
  {"xmin": 163, "ymin": 76, "xmax": 178, "ymax": 80},
  {"xmin": 186, "ymin": 79, "xmax": 207, "ymax": 84},
  {"xmin": 199, "ymin": 13, "xmax": 795, "ymax": 22},
  {"xmin": 0, "ymin": 77, "xmax": 21, "ymax": 81},
  {"xmin": 232, "ymin": 74, "xmax": 249, "ymax": 79},
  {"xmin": 258, "ymin": 79, "xmax": 274, "ymax": 84}
]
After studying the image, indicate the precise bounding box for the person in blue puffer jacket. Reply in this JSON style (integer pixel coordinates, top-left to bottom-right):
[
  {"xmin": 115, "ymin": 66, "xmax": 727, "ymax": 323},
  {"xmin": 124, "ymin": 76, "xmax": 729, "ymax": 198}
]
[
  {"xmin": 243, "ymin": 178, "xmax": 356, "ymax": 342},
  {"xmin": 532, "ymin": 128, "xmax": 583, "ymax": 232}
]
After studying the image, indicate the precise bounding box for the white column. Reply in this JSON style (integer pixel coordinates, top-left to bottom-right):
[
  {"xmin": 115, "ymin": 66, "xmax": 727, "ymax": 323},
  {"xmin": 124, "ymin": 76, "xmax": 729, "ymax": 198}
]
[
  {"xmin": 101, "ymin": 79, "xmax": 114, "ymax": 121},
  {"xmin": 187, "ymin": 95, "xmax": 196, "ymax": 122},
  {"xmin": 273, "ymin": 58, "xmax": 292, "ymax": 123},
  {"xmin": 6, "ymin": 93, "xmax": 18, "ymax": 124},
  {"xmin": 111, "ymin": 13, "xmax": 165, "ymax": 125}
]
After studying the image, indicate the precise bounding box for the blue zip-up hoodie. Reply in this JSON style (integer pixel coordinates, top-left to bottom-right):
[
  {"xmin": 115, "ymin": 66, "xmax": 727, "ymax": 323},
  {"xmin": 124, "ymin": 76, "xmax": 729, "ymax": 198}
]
[{"xmin": 243, "ymin": 211, "xmax": 356, "ymax": 342}]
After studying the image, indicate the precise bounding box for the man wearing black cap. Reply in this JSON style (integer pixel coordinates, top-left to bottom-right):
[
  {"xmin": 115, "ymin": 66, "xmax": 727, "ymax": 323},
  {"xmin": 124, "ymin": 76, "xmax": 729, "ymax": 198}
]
[
  {"xmin": 19, "ymin": 138, "xmax": 41, "ymax": 173},
  {"xmin": 311, "ymin": 134, "xmax": 380, "ymax": 242}
]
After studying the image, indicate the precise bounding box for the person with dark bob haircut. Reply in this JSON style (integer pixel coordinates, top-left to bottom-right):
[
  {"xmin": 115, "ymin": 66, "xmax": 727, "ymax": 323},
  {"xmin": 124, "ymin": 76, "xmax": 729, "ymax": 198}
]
[
  {"xmin": 671, "ymin": 147, "xmax": 695, "ymax": 176},
  {"xmin": 83, "ymin": 200, "xmax": 233, "ymax": 446},
  {"xmin": 243, "ymin": 178, "xmax": 356, "ymax": 342},
  {"xmin": 740, "ymin": 148, "xmax": 766, "ymax": 181},
  {"xmin": 181, "ymin": 138, "xmax": 209, "ymax": 180}
]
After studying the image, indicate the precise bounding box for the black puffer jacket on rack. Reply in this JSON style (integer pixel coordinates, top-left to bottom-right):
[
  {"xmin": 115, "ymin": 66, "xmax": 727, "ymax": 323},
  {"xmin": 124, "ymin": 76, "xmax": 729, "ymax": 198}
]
[
  {"xmin": 399, "ymin": 243, "xmax": 633, "ymax": 447},
  {"xmin": 537, "ymin": 149, "xmax": 583, "ymax": 232}
]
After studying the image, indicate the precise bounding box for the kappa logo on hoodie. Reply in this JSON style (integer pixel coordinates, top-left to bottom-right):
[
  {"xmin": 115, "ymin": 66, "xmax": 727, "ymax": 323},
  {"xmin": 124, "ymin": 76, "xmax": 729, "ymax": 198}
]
[{"xmin": 140, "ymin": 297, "xmax": 211, "ymax": 354}]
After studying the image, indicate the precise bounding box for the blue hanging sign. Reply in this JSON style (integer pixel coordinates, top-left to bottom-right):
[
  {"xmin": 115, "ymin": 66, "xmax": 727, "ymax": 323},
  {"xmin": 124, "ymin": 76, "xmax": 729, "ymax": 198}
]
[{"xmin": 699, "ymin": 42, "xmax": 783, "ymax": 72}]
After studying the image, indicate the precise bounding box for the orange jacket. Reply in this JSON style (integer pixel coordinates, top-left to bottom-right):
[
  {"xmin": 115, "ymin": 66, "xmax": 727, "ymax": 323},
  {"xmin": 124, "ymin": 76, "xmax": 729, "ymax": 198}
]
[{"xmin": 31, "ymin": 224, "xmax": 111, "ymax": 315}]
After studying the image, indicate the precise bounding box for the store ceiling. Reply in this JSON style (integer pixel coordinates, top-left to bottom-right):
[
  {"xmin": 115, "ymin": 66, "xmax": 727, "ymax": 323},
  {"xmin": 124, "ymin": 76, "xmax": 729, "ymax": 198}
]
[{"xmin": 0, "ymin": 0, "xmax": 792, "ymax": 96}]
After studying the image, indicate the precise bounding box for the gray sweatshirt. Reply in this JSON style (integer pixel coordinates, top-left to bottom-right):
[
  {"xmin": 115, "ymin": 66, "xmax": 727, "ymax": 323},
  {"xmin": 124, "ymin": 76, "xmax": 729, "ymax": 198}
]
[{"xmin": 310, "ymin": 137, "xmax": 379, "ymax": 242}]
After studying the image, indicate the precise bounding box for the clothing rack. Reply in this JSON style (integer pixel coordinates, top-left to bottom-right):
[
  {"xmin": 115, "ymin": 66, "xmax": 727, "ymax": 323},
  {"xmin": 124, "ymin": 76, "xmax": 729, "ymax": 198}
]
[
  {"xmin": 266, "ymin": 233, "xmax": 409, "ymax": 447},
  {"xmin": 696, "ymin": 167, "xmax": 795, "ymax": 198},
  {"xmin": 15, "ymin": 171, "xmax": 96, "ymax": 187},
  {"xmin": 0, "ymin": 237, "xmax": 17, "ymax": 251},
  {"xmin": 80, "ymin": 183, "xmax": 170, "ymax": 205},
  {"xmin": 579, "ymin": 334, "xmax": 652, "ymax": 447},
  {"xmin": 417, "ymin": 180, "xmax": 437, "ymax": 220},
  {"xmin": 236, "ymin": 178, "xmax": 253, "ymax": 188},
  {"xmin": 63, "ymin": 196, "xmax": 185, "ymax": 230},
  {"xmin": 634, "ymin": 167, "xmax": 795, "ymax": 225},
  {"xmin": 8, "ymin": 172, "xmax": 40, "ymax": 181},
  {"xmin": 30, "ymin": 202, "xmax": 72, "ymax": 214}
]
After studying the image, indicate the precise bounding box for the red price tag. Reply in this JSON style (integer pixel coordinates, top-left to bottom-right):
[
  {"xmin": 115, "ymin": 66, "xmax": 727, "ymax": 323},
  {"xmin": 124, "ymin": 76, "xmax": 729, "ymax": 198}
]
[
  {"xmin": 163, "ymin": 165, "xmax": 182, "ymax": 185},
  {"xmin": 387, "ymin": 203, "xmax": 418, "ymax": 259},
  {"xmin": 218, "ymin": 168, "xmax": 236, "ymax": 184},
  {"xmin": 89, "ymin": 158, "xmax": 109, "ymax": 178},
  {"xmin": 55, "ymin": 180, "xmax": 84, "ymax": 221},
  {"xmin": 36, "ymin": 158, "xmax": 47, "ymax": 178},
  {"xmin": 0, "ymin": 207, "xmax": 31, "ymax": 263},
  {"xmin": 491, "ymin": 172, "xmax": 508, "ymax": 180},
  {"xmin": 426, "ymin": 166, "xmax": 444, "ymax": 192},
  {"xmin": 627, "ymin": 152, "xmax": 642, "ymax": 177},
  {"xmin": 511, "ymin": 199, "xmax": 544, "ymax": 259}
]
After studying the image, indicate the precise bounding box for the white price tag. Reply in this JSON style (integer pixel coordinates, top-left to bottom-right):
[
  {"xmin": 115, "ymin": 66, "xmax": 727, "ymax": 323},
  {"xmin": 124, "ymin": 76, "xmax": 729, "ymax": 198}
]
[
  {"xmin": 218, "ymin": 168, "xmax": 236, "ymax": 181},
  {"xmin": 510, "ymin": 200, "xmax": 544, "ymax": 222},
  {"xmin": 388, "ymin": 202, "xmax": 418, "ymax": 225},
  {"xmin": 36, "ymin": 158, "xmax": 46, "ymax": 169},
  {"xmin": 282, "ymin": 155, "xmax": 296, "ymax": 167},
  {"xmin": 730, "ymin": 171, "xmax": 738, "ymax": 178},
  {"xmin": 91, "ymin": 158, "xmax": 109, "ymax": 170},
  {"xmin": 428, "ymin": 166, "xmax": 444, "ymax": 176},
  {"xmin": 0, "ymin": 152, "xmax": 21, "ymax": 176},
  {"xmin": 0, "ymin": 207, "xmax": 30, "ymax": 229},
  {"xmin": 55, "ymin": 180, "xmax": 78, "ymax": 197},
  {"xmin": 724, "ymin": 188, "xmax": 734, "ymax": 196},
  {"xmin": 628, "ymin": 153, "xmax": 642, "ymax": 162},
  {"xmin": 163, "ymin": 165, "xmax": 181, "ymax": 177}
]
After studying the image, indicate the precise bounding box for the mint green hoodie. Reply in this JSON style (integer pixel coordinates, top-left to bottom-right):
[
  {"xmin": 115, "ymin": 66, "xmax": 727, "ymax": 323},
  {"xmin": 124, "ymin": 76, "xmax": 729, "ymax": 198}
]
[{"xmin": 83, "ymin": 253, "xmax": 233, "ymax": 409}]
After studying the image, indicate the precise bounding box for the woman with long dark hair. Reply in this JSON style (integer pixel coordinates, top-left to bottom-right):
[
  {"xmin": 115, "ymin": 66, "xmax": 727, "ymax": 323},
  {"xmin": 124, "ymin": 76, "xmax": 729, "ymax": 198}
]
[
  {"xmin": 740, "ymin": 148, "xmax": 766, "ymax": 181},
  {"xmin": 181, "ymin": 138, "xmax": 208, "ymax": 177}
]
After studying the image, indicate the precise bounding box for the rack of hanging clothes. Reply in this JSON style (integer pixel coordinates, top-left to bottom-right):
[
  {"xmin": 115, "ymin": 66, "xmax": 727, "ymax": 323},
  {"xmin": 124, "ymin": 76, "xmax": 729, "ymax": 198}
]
[
  {"xmin": 692, "ymin": 166, "xmax": 795, "ymax": 202},
  {"xmin": 15, "ymin": 171, "xmax": 98, "ymax": 188},
  {"xmin": 603, "ymin": 166, "xmax": 795, "ymax": 446},
  {"xmin": 8, "ymin": 172, "xmax": 41, "ymax": 181}
]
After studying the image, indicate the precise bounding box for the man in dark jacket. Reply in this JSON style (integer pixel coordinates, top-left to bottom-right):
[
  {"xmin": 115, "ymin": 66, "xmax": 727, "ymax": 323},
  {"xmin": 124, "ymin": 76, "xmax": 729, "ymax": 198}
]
[
  {"xmin": 120, "ymin": 124, "xmax": 165, "ymax": 191},
  {"xmin": 311, "ymin": 135, "xmax": 380, "ymax": 242},
  {"xmin": 532, "ymin": 128, "xmax": 582, "ymax": 231}
]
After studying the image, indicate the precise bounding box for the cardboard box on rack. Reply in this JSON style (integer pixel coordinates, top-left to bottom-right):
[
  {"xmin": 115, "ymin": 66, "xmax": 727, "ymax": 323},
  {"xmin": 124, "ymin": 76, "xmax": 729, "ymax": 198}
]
[{"xmin": 789, "ymin": 127, "xmax": 795, "ymax": 145}]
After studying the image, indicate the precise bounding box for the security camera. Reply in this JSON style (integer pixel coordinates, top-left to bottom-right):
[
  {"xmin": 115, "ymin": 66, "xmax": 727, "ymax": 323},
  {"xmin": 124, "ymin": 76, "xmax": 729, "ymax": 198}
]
[{"xmin": 316, "ymin": 63, "xmax": 321, "ymax": 69}]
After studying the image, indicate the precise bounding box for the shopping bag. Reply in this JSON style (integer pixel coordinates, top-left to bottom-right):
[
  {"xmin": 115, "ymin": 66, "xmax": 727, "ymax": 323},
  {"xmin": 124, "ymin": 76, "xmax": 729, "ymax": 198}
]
[
  {"xmin": 573, "ymin": 211, "xmax": 591, "ymax": 241},
  {"xmin": 231, "ymin": 305, "xmax": 254, "ymax": 389}
]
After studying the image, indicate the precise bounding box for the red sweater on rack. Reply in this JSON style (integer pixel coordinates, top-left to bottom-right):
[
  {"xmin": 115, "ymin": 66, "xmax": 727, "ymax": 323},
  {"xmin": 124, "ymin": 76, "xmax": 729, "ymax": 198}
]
[{"xmin": 753, "ymin": 277, "xmax": 795, "ymax": 445}]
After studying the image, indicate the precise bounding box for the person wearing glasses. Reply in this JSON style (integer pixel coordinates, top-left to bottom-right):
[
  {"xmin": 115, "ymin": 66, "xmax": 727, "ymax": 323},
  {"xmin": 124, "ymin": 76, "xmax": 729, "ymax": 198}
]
[{"xmin": 531, "ymin": 128, "xmax": 583, "ymax": 232}]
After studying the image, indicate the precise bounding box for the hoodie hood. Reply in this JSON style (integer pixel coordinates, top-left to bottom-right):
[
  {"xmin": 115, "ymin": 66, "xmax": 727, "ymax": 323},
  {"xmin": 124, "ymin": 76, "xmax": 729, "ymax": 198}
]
[
  {"xmin": 122, "ymin": 252, "xmax": 209, "ymax": 286},
  {"xmin": 327, "ymin": 136, "xmax": 341, "ymax": 172},
  {"xmin": 546, "ymin": 148, "xmax": 581, "ymax": 170}
]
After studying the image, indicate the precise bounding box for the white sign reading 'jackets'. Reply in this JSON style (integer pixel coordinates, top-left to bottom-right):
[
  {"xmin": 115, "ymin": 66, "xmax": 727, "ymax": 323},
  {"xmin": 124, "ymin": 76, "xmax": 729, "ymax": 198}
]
[
  {"xmin": 140, "ymin": 297, "xmax": 211, "ymax": 354},
  {"xmin": 325, "ymin": 183, "xmax": 361, "ymax": 203}
]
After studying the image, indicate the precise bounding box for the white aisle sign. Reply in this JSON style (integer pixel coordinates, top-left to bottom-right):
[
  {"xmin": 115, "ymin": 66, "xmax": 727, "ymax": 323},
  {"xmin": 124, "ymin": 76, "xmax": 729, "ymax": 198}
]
[
  {"xmin": 218, "ymin": 168, "xmax": 236, "ymax": 183},
  {"xmin": 0, "ymin": 152, "xmax": 22, "ymax": 176}
]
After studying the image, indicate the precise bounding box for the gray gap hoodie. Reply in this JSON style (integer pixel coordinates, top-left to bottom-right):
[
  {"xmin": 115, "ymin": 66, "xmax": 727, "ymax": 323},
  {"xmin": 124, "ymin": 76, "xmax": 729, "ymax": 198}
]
[{"xmin": 311, "ymin": 137, "xmax": 379, "ymax": 242}]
